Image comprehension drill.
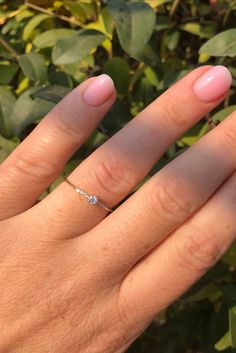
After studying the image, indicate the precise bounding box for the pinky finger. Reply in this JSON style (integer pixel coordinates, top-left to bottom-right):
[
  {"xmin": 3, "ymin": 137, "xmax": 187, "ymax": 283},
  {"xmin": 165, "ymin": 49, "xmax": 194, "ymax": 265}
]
[{"xmin": 119, "ymin": 171, "xmax": 236, "ymax": 324}]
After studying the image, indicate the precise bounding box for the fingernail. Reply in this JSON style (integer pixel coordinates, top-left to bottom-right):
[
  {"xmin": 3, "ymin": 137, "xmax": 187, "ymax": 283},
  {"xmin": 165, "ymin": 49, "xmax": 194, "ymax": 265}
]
[
  {"xmin": 82, "ymin": 74, "xmax": 114, "ymax": 106},
  {"xmin": 193, "ymin": 65, "xmax": 232, "ymax": 102}
]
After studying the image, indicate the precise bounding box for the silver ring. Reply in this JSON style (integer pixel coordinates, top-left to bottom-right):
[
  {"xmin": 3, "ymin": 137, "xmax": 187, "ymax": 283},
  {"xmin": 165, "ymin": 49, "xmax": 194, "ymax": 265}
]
[{"xmin": 64, "ymin": 177, "xmax": 112, "ymax": 213}]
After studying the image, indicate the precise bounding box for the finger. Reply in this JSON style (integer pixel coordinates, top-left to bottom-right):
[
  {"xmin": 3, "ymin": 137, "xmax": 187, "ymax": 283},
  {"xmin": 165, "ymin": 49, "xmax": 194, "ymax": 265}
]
[
  {"xmin": 117, "ymin": 170, "xmax": 236, "ymax": 325},
  {"xmin": 0, "ymin": 75, "xmax": 116, "ymax": 220},
  {"xmin": 84, "ymin": 107, "xmax": 236, "ymax": 274},
  {"xmin": 30, "ymin": 66, "xmax": 231, "ymax": 237}
]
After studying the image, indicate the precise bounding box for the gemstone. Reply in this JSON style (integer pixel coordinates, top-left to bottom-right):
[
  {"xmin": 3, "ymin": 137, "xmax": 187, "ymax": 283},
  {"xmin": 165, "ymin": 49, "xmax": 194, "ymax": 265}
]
[{"xmin": 88, "ymin": 195, "xmax": 98, "ymax": 205}]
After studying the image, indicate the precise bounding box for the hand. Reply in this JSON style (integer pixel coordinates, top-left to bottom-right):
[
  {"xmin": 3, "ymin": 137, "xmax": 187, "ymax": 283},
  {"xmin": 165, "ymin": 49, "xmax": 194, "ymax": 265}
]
[{"xmin": 0, "ymin": 66, "xmax": 234, "ymax": 353}]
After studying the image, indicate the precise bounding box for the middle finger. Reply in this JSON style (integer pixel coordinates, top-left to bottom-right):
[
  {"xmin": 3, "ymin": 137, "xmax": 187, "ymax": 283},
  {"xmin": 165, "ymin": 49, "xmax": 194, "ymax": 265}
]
[
  {"xmin": 30, "ymin": 66, "xmax": 232, "ymax": 237},
  {"xmin": 87, "ymin": 106, "xmax": 236, "ymax": 273}
]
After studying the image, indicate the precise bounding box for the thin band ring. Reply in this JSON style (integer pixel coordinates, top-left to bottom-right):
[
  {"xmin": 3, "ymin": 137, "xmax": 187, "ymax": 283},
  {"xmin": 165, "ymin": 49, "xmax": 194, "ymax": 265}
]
[{"xmin": 64, "ymin": 177, "xmax": 113, "ymax": 213}]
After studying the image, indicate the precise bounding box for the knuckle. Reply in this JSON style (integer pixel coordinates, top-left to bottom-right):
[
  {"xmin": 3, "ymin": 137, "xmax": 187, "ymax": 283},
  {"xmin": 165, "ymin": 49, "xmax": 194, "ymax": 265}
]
[
  {"xmin": 10, "ymin": 153, "xmax": 57, "ymax": 183},
  {"xmin": 160, "ymin": 100, "xmax": 190, "ymax": 129},
  {"xmin": 90, "ymin": 154, "xmax": 136, "ymax": 198},
  {"xmin": 150, "ymin": 176, "xmax": 195, "ymax": 222},
  {"xmin": 174, "ymin": 226, "xmax": 222, "ymax": 273}
]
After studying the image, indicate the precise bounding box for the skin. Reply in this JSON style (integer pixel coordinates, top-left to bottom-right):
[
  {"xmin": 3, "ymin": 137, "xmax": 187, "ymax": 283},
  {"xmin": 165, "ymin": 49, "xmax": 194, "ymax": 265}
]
[{"xmin": 1, "ymin": 66, "xmax": 236, "ymax": 352}]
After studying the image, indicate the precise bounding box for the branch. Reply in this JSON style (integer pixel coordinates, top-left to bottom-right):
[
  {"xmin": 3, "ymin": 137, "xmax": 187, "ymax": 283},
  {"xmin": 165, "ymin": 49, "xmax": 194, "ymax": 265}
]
[
  {"xmin": 0, "ymin": 36, "xmax": 18, "ymax": 60},
  {"xmin": 25, "ymin": 1, "xmax": 84, "ymax": 28},
  {"xmin": 170, "ymin": 0, "xmax": 181, "ymax": 17},
  {"xmin": 0, "ymin": 8, "xmax": 22, "ymax": 26}
]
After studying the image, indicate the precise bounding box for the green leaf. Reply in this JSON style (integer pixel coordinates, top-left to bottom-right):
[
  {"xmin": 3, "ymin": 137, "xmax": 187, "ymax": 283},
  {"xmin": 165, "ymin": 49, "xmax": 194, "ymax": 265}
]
[
  {"xmin": 85, "ymin": 130, "xmax": 106, "ymax": 149},
  {"xmin": 18, "ymin": 52, "xmax": 48, "ymax": 84},
  {"xmin": 32, "ymin": 85, "xmax": 71, "ymax": 104},
  {"xmin": 49, "ymin": 175, "xmax": 65, "ymax": 193},
  {"xmin": 163, "ymin": 30, "xmax": 180, "ymax": 51},
  {"xmin": 144, "ymin": 66, "xmax": 160, "ymax": 89},
  {"xmin": 229, "ymin": 306, "xmax": 236, "ymax": 347},
  {"xmin": 197, "ymin": 3, "xmax": 212, "ymax": 16},
  {"xmin": 48, "ymin": 71, "xmax": 73, "ymax": 88},
  {"xmin": 163, "ymin": 69, "xmax": 191, "ymax": 89},
  {"xmin": 103, "ymin": 98, "xmax": 131, "ymax": 134},
  {"xmin": 135, "ymin": 75, "xmax": 155, "ymax": 107},
  {"xmin": 64, "ymin": 1, "xmax": 95, "ymax": 22},
  {"xmin": 0, "ymin": 62, "xmax": 19, "ymax": 85},
  {"xmin": 0, "ymin": 87, "xmax": 16, "ymax": 138},
  {"xmin": 146, "ymin": 0, "xmax": 170, "ymax": 7},
  {"xmin": 15, "ymin": 8, "xmax": 34, "ymax": 22},
  {"xmin": 104, "ymin": 57, "xmax": 130, "ymax": 95},
  {"xmin": 107, "ymin": 1, "xmax": 156, "ymax": 57},
  {"xmin": 199, "ymin": 29, "xmax": 236, "ymax": 57},
  {"xmin": 0, "ymin": 150, "xmax": 7, "ymax": 164},
  {"xmin": 215, "ymin": 331, "xmax": 232, "ymax": 351},
  {"xmin": 33, "ymin": 29, "xmax": 77, "ymax": 49},
  {"xmin": 155, "ymin": 15, "xmax": 172, "ymax": 32},
  {"xmin": 86, "ymin": 7, "xmax": 114, "ymax": 39},
  {"xmin": 63, "ymin": 62, "xmax": 87, "ymax": 82},
  {"xmin": 0, "ymin": 134, "xmax": 19, "ymax": 163},
  {"xmin": 63, "ymin": 55, "xmax": 96, "ymax": 82},
  {"xmin": 208, "ymin": 299, "xmax": 230, "ymax": 353},
  {"xmin": 185, "ymin": 283, "xmax": 222, "ymax": 303},
  {"xmin": 0, "ymin": 134, "xmax": 18, "ymax": 154},
  {"xmin": 10, "ymin": 88, "xmax": 54, "ymax": 136},
  {"xmin": 211, "ymin": 106, "xmax": 236, "ymax": 122},
  {"xmin": 180, "ymin": 22, "xmax": 216, "ymax": 39},
  {"xmin": 218, "ymin": 285, "xmax": 236, "ymax": 350},
  {"xmin": 134, "ymin": 43, "xmax": 161, "ymax": 66},
  {"xmin": 198, "ymin": 106, "xmax": 236, "ymax": 138},
  {"xmin": 52, "ymin": 29, "xmax": 105, "ymax": 65},
  {"xmin": 22, "ymin": 14, "xmax": 50, "ymax": 41},
  {"xmin": 64, "ymin": 1, "xmax": 87, "ymax": 22},
  {"xmin": 222, "ymin": 242, "xmax": 236, "ymax": 266}
]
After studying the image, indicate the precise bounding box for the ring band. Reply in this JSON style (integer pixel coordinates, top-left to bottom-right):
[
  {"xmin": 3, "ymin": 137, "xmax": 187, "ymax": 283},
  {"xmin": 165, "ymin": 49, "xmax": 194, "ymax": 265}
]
[{"xmin": 64, "ymin": 177, "xmax": 112, "ymax": 213}]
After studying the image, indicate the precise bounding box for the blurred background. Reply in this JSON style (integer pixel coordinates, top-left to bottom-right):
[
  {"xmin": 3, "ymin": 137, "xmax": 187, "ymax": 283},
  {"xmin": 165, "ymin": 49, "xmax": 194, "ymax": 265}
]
[{"xmin": 0, "ymin": 0, "xmax": 236, "ymax": 352}]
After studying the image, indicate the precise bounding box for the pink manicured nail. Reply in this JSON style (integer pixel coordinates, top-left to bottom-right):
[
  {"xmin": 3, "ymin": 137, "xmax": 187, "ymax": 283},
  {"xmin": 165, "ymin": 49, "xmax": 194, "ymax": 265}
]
[
  {"xmin": 82, "ymin": 74, "xmax": 114, "ymax": 106},
  {"xmin": 193, "ymin": 65, "xmax": 232, "ymax": 102}
]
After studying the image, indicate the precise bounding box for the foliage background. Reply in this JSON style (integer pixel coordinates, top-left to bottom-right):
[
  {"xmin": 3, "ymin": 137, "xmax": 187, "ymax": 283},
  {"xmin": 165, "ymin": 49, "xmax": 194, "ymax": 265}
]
[{"xmin": 0, "ymin": 0, "xmax": 236, "ymax": 352}]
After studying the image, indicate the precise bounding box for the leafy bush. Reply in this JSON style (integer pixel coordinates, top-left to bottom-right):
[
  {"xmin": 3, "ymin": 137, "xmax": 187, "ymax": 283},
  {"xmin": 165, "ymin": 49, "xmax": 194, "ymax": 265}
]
[{"xmin": 0, "ymin": 0, "xmax": 236, "ymax": 352}]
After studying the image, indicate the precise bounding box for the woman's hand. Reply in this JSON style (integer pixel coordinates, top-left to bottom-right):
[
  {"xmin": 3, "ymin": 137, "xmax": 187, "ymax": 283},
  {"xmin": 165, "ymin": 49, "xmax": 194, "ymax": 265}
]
[{"xmin": 0, "ymin": 66, "xmax": 234, "ymax": 353}]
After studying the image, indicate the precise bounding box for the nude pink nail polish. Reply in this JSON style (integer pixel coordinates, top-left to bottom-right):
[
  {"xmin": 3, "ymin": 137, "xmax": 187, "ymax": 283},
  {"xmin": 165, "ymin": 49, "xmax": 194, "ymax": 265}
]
[
  {"xmin": 82, "ymin": 74, "xmax": 114, "ymax": 106},
  {"xmin": 193, "ymin": 65, "xmax": 232, "ymax": 102}
]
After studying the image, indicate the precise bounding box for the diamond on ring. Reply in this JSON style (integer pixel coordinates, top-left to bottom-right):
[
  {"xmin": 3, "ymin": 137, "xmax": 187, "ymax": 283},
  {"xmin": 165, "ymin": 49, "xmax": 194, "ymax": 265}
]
[
  {"xmin": 64, "ymin": 177, "xmax": 112, "ymax": 213},
  {"xmin": 88, "ymin": 195, "xmax": 98, "ymax": 205}
]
